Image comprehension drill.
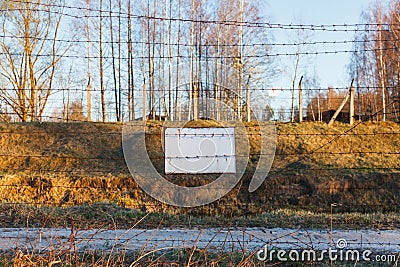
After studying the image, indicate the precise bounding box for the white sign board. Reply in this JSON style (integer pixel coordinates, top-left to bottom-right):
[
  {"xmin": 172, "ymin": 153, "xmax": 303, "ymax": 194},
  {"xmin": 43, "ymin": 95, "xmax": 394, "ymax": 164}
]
[{"xmin": 165, "ymin": 128, "xmax": 236, "ymax": 174}]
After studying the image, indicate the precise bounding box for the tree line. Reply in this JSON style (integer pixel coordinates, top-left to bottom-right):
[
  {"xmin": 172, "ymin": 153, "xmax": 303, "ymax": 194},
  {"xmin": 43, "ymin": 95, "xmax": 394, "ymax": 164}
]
[
  {"xmin": 0, "ymin": 0, "xmax": 273, "ymax": 122},
  {"xmin": 0, "ymin": 0, "xmax": 398, "ymax": 123},
  {"xmin": 348, "ymin": 0, "xmax": 400, "ymax": 122}
]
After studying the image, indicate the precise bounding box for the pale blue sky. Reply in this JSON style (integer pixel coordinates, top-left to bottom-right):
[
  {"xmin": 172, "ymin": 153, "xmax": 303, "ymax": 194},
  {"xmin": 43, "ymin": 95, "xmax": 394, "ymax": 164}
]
[{"xmin": 266, "ymin": 0, "xmax": 382, "ymax": 89}]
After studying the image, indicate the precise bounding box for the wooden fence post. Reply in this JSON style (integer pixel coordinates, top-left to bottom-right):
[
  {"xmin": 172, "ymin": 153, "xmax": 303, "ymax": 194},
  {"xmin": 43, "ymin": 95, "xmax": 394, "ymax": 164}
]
[
  {"xmin": 246, "ymin": 75, "xmax": 251, "ymax": 122},
  {"xmin": 298, "ymin": 76, "xmax": 303, "ymax": 123},
  {"xmin": 349, "ymin": 80, "xmax": 355, "ymax": 125}
]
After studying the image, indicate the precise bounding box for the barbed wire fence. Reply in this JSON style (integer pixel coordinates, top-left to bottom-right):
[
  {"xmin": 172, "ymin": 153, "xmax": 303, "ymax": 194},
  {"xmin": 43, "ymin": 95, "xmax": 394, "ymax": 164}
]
[{"xmin": 0, "ymin": 1, "xmax": 399, "ymax": 124}]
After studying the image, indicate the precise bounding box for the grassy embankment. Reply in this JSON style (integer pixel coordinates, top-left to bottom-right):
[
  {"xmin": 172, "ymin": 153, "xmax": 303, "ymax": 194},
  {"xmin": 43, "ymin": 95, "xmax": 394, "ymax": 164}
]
[{"xmin": 0, "ymin": 121, "xmax": 398, "ymax": 229}]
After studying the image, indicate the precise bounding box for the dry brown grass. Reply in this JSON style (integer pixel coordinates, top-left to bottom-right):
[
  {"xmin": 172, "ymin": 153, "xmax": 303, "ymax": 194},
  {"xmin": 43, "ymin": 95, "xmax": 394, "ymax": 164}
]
[{"xmin": 0, "ymin": 121, "xmax": 398, "ymax": 217}]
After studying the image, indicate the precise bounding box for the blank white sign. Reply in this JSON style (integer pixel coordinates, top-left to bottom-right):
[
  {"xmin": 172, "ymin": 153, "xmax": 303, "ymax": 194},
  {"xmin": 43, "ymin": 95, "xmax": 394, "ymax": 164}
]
[{"xmin": 164, "ymin": 128, "xmax": 236, "ymax": 174}]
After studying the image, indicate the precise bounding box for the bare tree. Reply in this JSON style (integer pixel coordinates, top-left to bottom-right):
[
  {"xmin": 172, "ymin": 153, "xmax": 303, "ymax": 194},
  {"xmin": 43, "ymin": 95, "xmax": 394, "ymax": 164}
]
[
  {"xmin": 99, "ymin": 0, "xmax": 106, "ymax": 122},
  {"xmin": 373, "ymin": 3, "xmax": 387, "ymax": 121},
  {"xmin": 117, "ymin": 0, "xmax": 122, "ymax": 121},
  {"xmin": 68, "ymin": 100, "xmax": 88, "ymax": 122},
  {"xmin": 0, "ymin": 0, "xmax": 67, "ymax": 122},
  {"xmin": 287, "ymin": 25, "xmax": 313, "ymax": 123},
  {"xmin": 127, "ymin": 0, "xmax": 135, "ymax": 121},
  {"xmin": 108, "ymin": 0, "xmax": 119, "ymax": 121},
  {"xmin": 349, "ymin": 1, "xmax": 400, "ymax": 122},
  {"xmin": 174, "ymin": 0, "xmax": 183, "ymax": 121},
  {"xmin": 85, "ymin": 0, "xmax": 92, "ymax": 121}
]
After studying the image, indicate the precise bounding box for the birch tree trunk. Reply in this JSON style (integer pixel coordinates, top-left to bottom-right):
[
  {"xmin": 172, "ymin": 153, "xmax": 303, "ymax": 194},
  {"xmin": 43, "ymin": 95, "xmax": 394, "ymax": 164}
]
[
  {"xmin": 86, "ymin": 0, "xmax": 92, "ymax": 121},
  {"xmin": 109, "ymin": 0, "xmax": 119, "ymax": 121},
  {"xmin": 99, "ymin": 0, "xmax": 106, "ymax": 122},
  {"xmin": 127, "ymin": 0, "xmax": 134, "ymax": 121}
]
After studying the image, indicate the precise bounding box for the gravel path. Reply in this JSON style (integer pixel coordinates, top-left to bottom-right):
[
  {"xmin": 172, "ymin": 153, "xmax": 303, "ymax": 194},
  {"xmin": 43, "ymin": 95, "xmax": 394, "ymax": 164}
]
[{"xmin": 0, "ymin": 228, "xmax": 399, "ymax": 253}]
